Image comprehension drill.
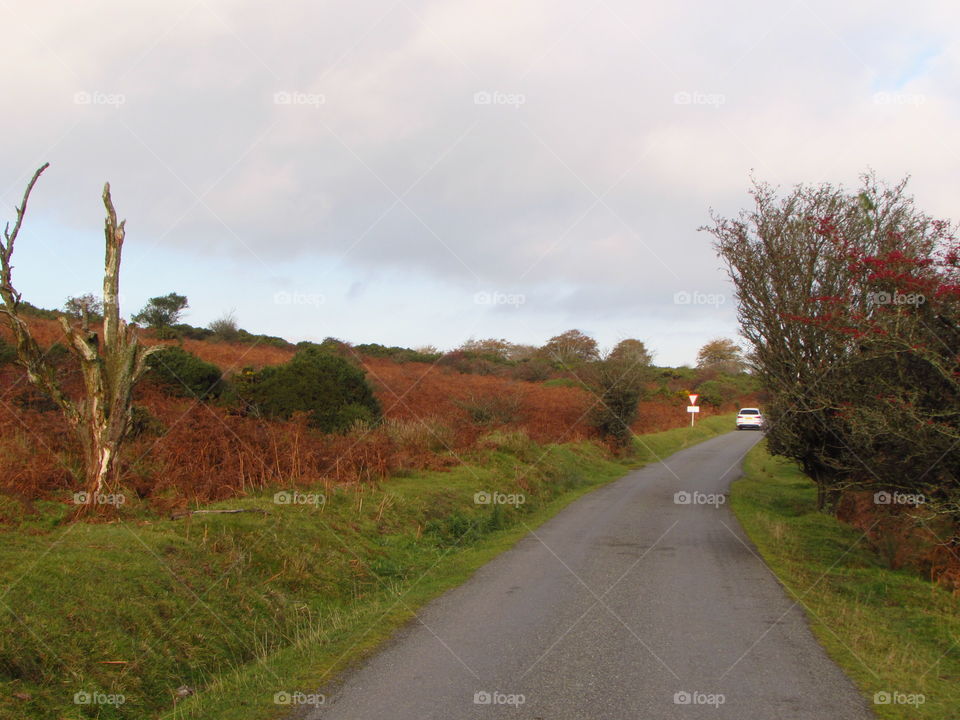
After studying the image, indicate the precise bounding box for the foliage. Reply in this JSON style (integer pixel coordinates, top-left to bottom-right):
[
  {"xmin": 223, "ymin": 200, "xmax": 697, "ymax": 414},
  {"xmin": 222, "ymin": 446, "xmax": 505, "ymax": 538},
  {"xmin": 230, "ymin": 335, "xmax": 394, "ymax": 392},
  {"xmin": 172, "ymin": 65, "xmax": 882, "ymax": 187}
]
[
  {"xmin": 133, "ymin": 292, "xmax": 189, "ymax": 329},
  {"xmin": 354, "ymin": 342, "xmax": 441, "ymax": 363},
  {"xmin": 707, "ymin": 173, "xmax": 960, "ymax": 511},
  {"xmin": 608, "ymin": 338, "xmax": 653, "ymax": 366},
  {"xmin": 590, "ymin": 347, "xmax": 654, "ymax": 446},
  {"xmin": 695, "ymin": 337, "xmax": 746, "ymax": 372},
  {"xmin": 0, "ymin": 336, "xmax": 15, "ymax": 366},
  {"xmin": 540, "ymin": 329, "xmax": 599, "ymax": 366},
  {"xmin": 62, "ymin": 294, "xmax": 103, "ymax": 322},
  {"xmin": 454, "ymin": 393, "xmax": 522, "ymax": 425},
  {"xmin": 146, "ymin": 346, "xmax": 224, "ymax": 400},
  {"xmin": 237, "ymin": 346, "xmax": 381, "ymax": 432},
  {"xmin": 208, "ymin": 310, "xmax": 240, "ymax": 341},
  {"xmin": 509, "ymin": 358, "xmax": 553, "ymax": 382},
  {"xmin": 0, "ymin": 166, "xmax": 162, "ymax": 510}
]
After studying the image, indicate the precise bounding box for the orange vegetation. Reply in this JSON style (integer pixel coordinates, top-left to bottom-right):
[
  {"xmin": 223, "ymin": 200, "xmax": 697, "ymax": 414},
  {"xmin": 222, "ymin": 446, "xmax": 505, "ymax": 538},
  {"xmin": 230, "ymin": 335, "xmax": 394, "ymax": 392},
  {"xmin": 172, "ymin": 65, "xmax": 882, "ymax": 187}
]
[{"xmin": 0, "ymin": 315, "xmax": 726, "ymax": 513}]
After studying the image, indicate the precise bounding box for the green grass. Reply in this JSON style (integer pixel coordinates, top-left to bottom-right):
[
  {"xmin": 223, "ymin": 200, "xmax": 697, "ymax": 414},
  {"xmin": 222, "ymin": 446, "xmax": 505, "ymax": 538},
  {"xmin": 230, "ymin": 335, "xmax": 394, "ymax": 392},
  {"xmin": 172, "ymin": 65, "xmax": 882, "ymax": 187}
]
[
  {"xmin": 730, "ymin": 442, "xmax": 960, "ymax": 720},
  {"xmin": 0, "ymin": 416, "xmax": 734, "ymax": 720}
]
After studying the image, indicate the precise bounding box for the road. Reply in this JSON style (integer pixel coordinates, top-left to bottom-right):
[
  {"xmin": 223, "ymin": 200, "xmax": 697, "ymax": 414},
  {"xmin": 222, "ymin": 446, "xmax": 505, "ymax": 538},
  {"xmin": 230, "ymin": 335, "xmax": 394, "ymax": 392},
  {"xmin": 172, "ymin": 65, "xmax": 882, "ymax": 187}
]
[{"xmin": 304, "ymin": 430, "xmax": 874, "ymax": 719}]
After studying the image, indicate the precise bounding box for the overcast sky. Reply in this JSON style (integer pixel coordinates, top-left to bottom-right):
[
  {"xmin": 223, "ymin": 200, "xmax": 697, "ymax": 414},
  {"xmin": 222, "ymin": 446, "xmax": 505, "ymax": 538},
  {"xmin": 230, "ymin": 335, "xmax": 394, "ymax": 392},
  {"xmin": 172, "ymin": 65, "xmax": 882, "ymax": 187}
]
[{"xmin": 1, "ymin": 0, "xmax": 957, "ymax": 365}]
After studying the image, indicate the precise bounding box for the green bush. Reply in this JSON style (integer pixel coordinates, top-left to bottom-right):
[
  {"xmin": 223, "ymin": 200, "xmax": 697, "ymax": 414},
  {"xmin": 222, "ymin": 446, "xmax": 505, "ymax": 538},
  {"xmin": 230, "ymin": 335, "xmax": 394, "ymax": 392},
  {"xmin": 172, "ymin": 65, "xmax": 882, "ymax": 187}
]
[
  {"xmin": 146, "ymin": 346, "xmax": 224, "ymax": 400},
  {"xmin": 237, "ymin": 346, "xmax": 380, "ymax": 432},
  {"xmin": 354, "ymin": 342, "xmax": 441, "ymax": 364},
  {"xmin": 0, "ymin": 336, "xmax": 16, "ymax": 365}
]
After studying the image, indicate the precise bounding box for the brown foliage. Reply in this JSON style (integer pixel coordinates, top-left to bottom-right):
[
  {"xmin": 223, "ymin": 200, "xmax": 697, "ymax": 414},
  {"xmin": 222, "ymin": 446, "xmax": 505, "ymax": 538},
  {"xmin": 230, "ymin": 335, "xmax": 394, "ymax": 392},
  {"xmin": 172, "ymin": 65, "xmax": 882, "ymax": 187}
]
[{"xmin": 0, "ymin": 321, "xmax": 721, "ymax": 512}]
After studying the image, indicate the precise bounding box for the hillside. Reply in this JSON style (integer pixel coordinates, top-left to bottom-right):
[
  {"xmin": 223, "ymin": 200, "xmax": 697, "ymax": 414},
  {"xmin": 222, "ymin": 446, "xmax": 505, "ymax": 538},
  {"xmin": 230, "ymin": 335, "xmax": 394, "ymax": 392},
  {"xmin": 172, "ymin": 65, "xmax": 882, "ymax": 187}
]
[{"xmin": 0, "ymin": 314, "xmax": 755, "ymax": 516}]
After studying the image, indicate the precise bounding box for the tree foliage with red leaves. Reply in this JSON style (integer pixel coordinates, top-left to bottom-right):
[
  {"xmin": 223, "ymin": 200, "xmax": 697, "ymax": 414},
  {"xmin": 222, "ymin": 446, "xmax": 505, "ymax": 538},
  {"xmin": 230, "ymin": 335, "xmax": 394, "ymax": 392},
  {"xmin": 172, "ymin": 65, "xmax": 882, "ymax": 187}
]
[{"xmin": 707, "ymin": 173, "xmax": 959, "ymax": 512}]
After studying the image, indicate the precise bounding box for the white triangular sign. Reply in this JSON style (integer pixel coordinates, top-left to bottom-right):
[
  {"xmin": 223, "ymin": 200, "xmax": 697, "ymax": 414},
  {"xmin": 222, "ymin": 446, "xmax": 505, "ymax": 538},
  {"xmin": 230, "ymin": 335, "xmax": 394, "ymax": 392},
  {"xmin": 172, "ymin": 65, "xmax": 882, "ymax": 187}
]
[{"xmin": 688, "ymin": 394, "xmax": 699, "ymax": 405}]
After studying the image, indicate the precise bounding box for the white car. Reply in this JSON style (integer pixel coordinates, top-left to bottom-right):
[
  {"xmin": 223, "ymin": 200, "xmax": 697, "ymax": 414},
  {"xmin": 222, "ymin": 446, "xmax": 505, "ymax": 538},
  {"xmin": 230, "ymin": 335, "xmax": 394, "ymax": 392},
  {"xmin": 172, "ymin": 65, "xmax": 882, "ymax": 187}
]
[{"xmin": 736, "ymin": 408, "xmax": 763, "ymax": 430}]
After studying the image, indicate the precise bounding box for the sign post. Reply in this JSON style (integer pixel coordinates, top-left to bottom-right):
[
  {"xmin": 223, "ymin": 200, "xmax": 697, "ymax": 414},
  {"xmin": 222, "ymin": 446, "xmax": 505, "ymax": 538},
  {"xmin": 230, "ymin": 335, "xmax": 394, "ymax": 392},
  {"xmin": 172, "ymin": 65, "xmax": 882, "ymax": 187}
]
[{"xmin": 687, "ymin": 393, "xmax": 700, "ymax": 427}]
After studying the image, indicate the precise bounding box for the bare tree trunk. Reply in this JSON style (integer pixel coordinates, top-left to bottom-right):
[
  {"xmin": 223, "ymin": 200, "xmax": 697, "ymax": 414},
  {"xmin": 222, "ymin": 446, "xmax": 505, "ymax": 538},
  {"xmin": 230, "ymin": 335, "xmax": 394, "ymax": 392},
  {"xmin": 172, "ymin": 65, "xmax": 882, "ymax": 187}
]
[{"xmin": 0, "ymin": 166, "xmax": 160, "ymax": 515}]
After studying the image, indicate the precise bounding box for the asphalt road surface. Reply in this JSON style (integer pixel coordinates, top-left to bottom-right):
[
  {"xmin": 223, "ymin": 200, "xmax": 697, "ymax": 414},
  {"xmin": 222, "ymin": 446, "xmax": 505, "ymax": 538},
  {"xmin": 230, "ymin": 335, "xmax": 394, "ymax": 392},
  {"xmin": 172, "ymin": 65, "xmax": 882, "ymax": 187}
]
[{"xmin": 305, "ymin": 430, "xmax": 874, "ymax": 719}]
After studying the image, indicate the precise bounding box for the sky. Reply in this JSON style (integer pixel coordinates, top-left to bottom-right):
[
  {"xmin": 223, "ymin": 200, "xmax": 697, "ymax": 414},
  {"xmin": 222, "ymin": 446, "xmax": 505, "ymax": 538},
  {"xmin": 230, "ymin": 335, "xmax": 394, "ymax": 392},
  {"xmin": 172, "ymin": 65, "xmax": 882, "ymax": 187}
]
[{"xmin": 1, "ymin": 0, "xmax": 957, "ymax": 366}]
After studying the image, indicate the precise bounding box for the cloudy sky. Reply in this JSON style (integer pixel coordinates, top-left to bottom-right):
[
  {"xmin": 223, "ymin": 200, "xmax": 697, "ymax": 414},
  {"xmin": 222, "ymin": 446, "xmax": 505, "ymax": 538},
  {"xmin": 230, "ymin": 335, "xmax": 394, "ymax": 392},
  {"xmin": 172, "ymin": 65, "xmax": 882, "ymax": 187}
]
[{"xmin": 1, "ymin": 0, "xmax": 957, "ymax": 365}]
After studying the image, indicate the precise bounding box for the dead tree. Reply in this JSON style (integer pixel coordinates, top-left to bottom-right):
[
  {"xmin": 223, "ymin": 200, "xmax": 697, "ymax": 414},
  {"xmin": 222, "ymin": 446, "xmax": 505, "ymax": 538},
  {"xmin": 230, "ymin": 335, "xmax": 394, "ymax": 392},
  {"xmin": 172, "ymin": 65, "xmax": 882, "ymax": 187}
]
[{"xmin": 0, "ymin": 164, "xmax": 160, "ymax": 511}]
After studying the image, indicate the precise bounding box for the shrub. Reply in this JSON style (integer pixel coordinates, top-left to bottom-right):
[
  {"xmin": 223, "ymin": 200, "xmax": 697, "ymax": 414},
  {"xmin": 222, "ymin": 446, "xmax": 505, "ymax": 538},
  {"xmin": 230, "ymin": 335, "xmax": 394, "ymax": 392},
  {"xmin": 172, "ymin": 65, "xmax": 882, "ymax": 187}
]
[
  {"xmin": 455, "ymin": 393, "xmax": 522, "ymax": 425},
  {"xmin": 208, "ymin": 311, "xmax": 240, "ymax": 342},
  {"xmin": 147, "ymin": 346, "xmax": 224, "ymax": 400},
  {"xmin": 133, "ymin": 292, "xmax": 189, "ymax": 329},
  {"xmin": 237, "ymin": 346, "xmax": 381, "ymax": 432},
  {"xmin": 171, "ymin": 323, "xmax": 213, "ymax": 341},
  {"xmin": 510, "ymin": 358, "xmax": 553, "ymax": 382},
  {"xmin": 589, "ymin": 357, "xmax": 651, "ymax": 446},
  {"xmin": 354, "ymin": 342, "xmax": 441, "ymax": 364},
  {"xmin": 0, "ymin": 336, "xmax": 16, "ymax": 365}
]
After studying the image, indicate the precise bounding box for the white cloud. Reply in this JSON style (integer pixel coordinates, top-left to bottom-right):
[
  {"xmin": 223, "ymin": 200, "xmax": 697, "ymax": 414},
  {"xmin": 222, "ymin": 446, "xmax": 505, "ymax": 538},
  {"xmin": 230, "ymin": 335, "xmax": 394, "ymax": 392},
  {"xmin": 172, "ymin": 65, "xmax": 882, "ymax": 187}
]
[{"xmin": 1, "ymin": 0, "xmax": 957, "ymax": 364}]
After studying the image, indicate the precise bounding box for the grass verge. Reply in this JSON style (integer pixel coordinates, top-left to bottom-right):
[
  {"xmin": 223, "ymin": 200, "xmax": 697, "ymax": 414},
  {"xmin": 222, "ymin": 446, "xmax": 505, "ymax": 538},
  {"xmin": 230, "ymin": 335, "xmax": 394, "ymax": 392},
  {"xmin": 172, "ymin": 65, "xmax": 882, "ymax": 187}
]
[
  {"xmin": 730, "ymin": 442, "xmax": 960, "ymax": 720},
  {"xmin": 1, "ymin": 415, "xmax": 734, "ymax": 720}
]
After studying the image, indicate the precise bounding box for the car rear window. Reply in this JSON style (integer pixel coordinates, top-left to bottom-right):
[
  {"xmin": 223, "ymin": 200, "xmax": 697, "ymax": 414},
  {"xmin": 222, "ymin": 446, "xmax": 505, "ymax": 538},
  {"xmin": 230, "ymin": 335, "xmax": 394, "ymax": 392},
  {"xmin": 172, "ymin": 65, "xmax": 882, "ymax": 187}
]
[{"xmin": 739, "ymin": 409, "xmax": 760, "ymax": 415}]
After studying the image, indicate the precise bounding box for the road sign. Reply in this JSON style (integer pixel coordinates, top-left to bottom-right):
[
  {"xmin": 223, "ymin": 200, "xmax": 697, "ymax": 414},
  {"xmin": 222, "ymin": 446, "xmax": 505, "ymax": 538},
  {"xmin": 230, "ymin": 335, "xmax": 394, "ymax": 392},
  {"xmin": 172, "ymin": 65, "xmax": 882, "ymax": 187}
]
[
  {"xmin": 688, "ymin": 393, "xmax": 699, "ymax": 405},
  {"xmin": 687, "ymin": 406, "xmax": 700, "ymax": 413}
]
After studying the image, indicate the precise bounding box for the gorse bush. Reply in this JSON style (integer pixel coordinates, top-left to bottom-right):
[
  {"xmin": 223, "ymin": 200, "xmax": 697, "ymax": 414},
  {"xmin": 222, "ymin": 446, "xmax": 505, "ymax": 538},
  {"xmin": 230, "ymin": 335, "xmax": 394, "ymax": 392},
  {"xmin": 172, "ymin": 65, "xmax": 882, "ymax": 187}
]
[
  {"xmin": 237, "ymin": 346, "xmax": 381, "ymax": 432},
  {"xmin": 146, "ymin": 346, "xmax": 224, "ymax": 400},
  {"xmin": 0, "ymin": 336, "xmax": 16, "ymax": 365}
]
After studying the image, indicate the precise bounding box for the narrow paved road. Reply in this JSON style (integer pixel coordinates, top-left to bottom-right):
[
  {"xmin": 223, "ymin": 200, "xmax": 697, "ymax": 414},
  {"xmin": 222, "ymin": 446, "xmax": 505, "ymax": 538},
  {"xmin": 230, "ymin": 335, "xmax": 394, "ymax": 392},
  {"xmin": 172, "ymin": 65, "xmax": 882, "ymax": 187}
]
[{"xmin": 306, "ymin": 430, "xmax": 874, "ymax": 719}]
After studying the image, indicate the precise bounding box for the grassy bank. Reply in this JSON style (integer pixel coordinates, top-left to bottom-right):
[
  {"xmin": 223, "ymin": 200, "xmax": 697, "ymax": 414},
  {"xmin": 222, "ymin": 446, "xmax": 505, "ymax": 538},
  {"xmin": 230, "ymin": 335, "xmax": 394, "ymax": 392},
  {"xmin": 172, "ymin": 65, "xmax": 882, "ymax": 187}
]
[
  {"xmin": 730, "ymin": 442, "xmax": 960, "ymax": 720},
  {"xmin": 1, "ymin": 416, "xmax": 733, "ymax": 720}
]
